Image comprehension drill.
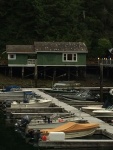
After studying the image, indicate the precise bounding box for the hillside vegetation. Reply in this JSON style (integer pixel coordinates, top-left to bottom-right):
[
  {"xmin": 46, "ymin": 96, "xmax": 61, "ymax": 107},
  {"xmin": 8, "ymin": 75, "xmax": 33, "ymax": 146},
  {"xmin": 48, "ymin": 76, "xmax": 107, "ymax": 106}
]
[{"xmin": 0, "ymin": 0, "xmax": 113, "ymax": 58}]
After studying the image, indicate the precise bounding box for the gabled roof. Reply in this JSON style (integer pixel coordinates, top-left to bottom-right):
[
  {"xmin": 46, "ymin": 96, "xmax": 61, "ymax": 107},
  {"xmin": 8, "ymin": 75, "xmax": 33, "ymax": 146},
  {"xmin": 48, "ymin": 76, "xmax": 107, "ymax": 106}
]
[
  {"xmin": 34, "ymin": 42, "xmax": 88, "ymax": 53},
  {"xmin": 6, "ymin": 45, "xmax": 35, "ymax": 53},
  {"xmin": 6, "ymin": 42, "xmax": 88, "ymax": 53}
]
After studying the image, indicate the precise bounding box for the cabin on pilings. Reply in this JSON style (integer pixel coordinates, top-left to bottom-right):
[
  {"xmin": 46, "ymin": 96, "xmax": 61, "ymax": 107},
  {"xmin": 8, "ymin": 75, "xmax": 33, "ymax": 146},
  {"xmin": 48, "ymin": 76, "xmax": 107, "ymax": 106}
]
[{"xmin": 6, "ymin": 42, "xmax": 88, "ymax": 81}]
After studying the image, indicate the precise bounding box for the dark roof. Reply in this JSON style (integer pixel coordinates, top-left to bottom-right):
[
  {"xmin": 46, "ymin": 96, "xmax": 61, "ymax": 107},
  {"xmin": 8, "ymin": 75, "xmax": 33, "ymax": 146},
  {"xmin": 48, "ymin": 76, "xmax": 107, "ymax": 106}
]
[
  {"xmin": 34, "ymin": 42, "xmax": 88, "ymax": 53},
  {"xmin": 6, "ymin": 45, "xmax": 35, "ymax": 53},
  {"xmin": 6, "ymin": 42, "xmax": 88, "ymax": 53}
]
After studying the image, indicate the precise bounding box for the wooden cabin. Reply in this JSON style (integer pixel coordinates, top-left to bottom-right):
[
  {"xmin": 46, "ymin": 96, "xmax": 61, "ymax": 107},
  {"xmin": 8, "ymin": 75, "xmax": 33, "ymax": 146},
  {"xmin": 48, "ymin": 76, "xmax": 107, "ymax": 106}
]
[{"xmin": 6, "ymin": 42, "xmax": 88, "ymax": 80}]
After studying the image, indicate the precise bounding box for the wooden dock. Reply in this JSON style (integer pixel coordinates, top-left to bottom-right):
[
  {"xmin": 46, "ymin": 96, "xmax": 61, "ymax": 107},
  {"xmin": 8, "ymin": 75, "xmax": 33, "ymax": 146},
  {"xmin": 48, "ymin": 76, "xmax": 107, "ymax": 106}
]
[
  {"xmin": 30, "ymin": 88, "xmax": 113, "ymax": 148},
  {"xmin": 4, "ymin": 107, "xmax": 65, "ymax": 113},
  {"xmin": 39, "ymin": 139, "xmax": 113, "ymax": 148},
  {"xmin": 3, "ymin": 87, "xmax": 113, "ymax": 149},
  {"xmin": 9, "ymin": 112, "xmax": 73, "ymax": 119}
]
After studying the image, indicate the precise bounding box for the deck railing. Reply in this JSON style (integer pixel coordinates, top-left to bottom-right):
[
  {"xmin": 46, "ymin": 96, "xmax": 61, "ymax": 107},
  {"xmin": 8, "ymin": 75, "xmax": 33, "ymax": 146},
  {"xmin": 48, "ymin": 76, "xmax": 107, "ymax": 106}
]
[
  {"xmin": 27, "ymin": 59, "xmax": 35, "ymax": 65},
  {"xmin": 98, "ymin": 58, "xmax": 113, "ymax": 65}
]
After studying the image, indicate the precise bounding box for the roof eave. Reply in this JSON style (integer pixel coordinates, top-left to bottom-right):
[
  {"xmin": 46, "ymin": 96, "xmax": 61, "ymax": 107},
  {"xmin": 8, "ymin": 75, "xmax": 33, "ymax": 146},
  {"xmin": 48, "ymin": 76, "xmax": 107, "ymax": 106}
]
[
  {"xmin": 36, "ymin": 51, "xmax": 88, "ymax": 53},
  {"xmin": 7, "ymin": 52, "xmax": 37, "ymax": 54}
]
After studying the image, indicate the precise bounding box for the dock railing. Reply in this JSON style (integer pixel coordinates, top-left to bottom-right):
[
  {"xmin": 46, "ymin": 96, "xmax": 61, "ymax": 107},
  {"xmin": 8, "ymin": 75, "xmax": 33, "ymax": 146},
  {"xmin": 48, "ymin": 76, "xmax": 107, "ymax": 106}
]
[{"xmin": 98, "ymin": 58, "xmax": 113, "ymax": 66}]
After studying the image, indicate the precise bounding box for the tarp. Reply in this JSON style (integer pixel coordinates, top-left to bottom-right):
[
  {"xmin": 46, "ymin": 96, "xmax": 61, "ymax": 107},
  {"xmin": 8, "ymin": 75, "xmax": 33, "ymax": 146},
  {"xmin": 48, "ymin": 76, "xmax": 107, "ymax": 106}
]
[
  {"xmin": 3, "ymin": 85, "xmax": 21, "ymax": 92},
  {"xmin": 41, "ymin": 122, "xmax": 99, "ymax": 134}
]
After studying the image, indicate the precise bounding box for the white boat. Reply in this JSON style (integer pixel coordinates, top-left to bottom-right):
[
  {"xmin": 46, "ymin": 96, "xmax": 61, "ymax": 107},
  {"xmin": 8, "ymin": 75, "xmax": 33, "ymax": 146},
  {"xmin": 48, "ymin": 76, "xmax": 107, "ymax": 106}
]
[
  {"xmin": 93, "ymin": 109, "xmax": 113, "ymax": 116},
  {"xmin": 82, "ymin": 104, "xmax": 113, "ymax": 115},
  {"xmin": 11, "ymin": 98, "xmax": 52, "ymax": 108},
  {"xmin": 41, "ymin": 122, "xmax": 99, "ymax": 139},
  {"xmin": 81, "ymin": 105, "xmax": 104, "ymax": 115}
]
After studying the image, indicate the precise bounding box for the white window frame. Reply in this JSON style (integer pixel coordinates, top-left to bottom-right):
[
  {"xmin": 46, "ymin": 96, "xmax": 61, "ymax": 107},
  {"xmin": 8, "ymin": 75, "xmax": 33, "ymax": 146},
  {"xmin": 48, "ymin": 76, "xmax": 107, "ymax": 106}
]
[
  {"xmin": 8, "ymin": 54, "xmax": 16, "ymax": 60},
  {"xmin": 62, "ymin": 53, "xmax": 77, "ymax": 62}
]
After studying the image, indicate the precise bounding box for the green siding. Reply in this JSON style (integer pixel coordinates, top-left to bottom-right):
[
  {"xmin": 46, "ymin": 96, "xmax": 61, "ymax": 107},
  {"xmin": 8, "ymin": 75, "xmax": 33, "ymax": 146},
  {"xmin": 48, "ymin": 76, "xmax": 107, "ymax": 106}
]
[
  {"xmin": 8, "ymin": 53, "xmax": 86, "ymax": 66},
  {"xmin": 8, "ymin": 54, "xmax": 27, "ymax": 64},
  {"xmin": 37, "ymin": 53, "xmax": 86, "ymax": 66}
]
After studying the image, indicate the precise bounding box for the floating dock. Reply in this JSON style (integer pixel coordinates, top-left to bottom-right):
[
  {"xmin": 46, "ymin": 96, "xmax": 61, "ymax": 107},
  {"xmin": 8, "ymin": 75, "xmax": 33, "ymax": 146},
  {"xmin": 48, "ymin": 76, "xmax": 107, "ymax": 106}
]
[{"xmin": 26, "ymin": 88, "xmax": 113, "ymax": 148}]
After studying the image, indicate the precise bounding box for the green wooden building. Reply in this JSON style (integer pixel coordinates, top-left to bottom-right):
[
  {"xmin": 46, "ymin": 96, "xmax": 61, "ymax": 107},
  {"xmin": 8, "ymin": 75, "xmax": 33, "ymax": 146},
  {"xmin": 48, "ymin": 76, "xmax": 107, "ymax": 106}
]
[{"xmin": 6, "ymin": 42, "xmax": 88, "ymax": 80}]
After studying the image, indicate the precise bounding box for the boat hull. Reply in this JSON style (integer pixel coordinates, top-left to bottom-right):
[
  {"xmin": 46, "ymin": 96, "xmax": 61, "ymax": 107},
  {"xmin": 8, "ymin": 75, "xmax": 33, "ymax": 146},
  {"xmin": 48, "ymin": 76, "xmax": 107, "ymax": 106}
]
[
  {"xmin": 11, "ymin": 100, "xmax": 52, "ymax": 108},
  {"xmin": 93, "ymin": 110, "xmax": 113, "ymax": 116},
  {"xmin": 65, "ymin": 128, "xmax": 97, "ymax": 139}
]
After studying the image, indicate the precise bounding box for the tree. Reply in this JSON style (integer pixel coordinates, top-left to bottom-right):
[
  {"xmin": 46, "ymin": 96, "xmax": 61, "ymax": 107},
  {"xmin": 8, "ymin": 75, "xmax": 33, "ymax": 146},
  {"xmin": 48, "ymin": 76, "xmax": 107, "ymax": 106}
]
[{"xmin": 97, "ymin": 38, "xmax": 112, "ymax": 58}]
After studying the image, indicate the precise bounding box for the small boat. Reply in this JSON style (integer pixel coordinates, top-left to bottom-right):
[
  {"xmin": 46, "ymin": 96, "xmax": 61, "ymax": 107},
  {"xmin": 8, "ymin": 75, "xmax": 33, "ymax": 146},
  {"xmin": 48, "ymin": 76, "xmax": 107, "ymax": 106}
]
[
  {"xmin": 11, "ymin": 98, "xmax": 52, "ymax": 108},
  {"xmin": 61, "ymin": 89, "xmax": 100, "ymax": 101},
  {"xmin": 44, "ymin": 88, "xmax": 79, "ymax": 95},
  {"xmin": 93, "ymin": 108, "xmax": 113, "ymax": 116},
  {"xmin": 1, "ymin": 85, "xmax": 22, "ymax": 92},
  {"xmin": 82, "ymin": 104, "xmax": 113, "ymax": 115},
  {"xmin": 0, "ymin": 85, "xmax": 35, "ymax": 101},
  {"xmin": 43, "ymin": 82, "xmax": 80, "ymax": 95},
  {"xmin": 25, "ymin": 116, "xmax": 87, "ymax": 132},
  {"xmin": 41, "ymin": 122, "xmax": 99, "ymax": 139},
  {"xmin": 82, "ymin": 105, "xmax": 104, "ymax": 115}
]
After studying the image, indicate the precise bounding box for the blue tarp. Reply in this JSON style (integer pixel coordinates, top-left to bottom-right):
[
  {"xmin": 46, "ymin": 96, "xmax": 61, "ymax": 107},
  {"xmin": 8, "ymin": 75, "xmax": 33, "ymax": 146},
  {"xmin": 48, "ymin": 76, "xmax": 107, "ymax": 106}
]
[{"xmin": 3, "ymin": 85, "xmax": 21, "ymax": 92}]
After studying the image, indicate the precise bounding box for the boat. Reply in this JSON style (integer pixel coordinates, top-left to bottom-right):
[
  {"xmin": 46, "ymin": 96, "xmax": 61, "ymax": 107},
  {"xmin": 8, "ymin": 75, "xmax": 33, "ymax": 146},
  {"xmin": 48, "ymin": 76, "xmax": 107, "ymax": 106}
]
[
  {"xmin": 82, "ymin": 104, "xmax": 113, "ymax": 115},
  {"xmin": 1, "ymin": 85, "xmax": 22, "ymax": 92},
  {"xmin": 0, "ymin": 85, "xmax": 36, "ymax": 101},
  {"xmin": 43, "ymin": 82, "xmax": 80, "ymax": 95},
  {"xmin": 0, "ymin": 85, "xmax": 33, "ymax": 95},
  {"xmin": 61, "ymin": 89, "xmax": 100, "ymax": 101},
  {"xmin": 82, "ymin": 105, "xmax": 104, "ymax": 115},
  {"xmin": 93, "ymin": 108, "xmax": 113, "ymax": 116},
  {"xmin": 9, "ymin": 98, "xmax": 52, "ymax": 108},
  {"xmin": 25, "ymin": 115, "xmax": 87, "ymax": 132},
  {"xmin": 41, "ymin": 122, "xmax": 99, "ymax": 139}
]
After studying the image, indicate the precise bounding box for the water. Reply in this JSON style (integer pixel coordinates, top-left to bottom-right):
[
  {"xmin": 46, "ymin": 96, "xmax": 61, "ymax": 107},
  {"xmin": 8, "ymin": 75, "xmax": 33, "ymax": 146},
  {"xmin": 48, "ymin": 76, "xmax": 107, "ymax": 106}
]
[{"xmin": 0, "ymin": 113, "xmax": 113, "ymax": 150}]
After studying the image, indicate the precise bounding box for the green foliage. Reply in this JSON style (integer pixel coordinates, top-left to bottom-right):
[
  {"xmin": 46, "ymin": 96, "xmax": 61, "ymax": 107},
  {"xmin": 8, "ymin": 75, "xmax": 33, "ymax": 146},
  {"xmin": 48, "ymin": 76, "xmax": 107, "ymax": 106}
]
[
  {"xmin": 97, "ymin": 38, "xmax": 112, "ymax": 57},
  {"xmin": 0, "ymin": 0, "xmax": 113, "ymax": 58}
]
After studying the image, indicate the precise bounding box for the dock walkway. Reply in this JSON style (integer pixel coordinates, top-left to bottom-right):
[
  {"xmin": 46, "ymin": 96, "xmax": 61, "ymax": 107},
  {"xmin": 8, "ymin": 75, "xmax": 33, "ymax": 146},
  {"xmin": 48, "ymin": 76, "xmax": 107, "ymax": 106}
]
[
  {"xmin": 30, "ymin": 88, "xmax": 112, "ymax": 129},
  {"xmin": 24, "ymin": 88, "xmax": 113, "ymax": 148}
]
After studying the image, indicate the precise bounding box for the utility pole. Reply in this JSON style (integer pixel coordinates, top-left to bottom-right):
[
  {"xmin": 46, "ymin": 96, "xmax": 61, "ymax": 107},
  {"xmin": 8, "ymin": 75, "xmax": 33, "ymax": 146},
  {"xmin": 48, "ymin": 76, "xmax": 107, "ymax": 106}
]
[{"xmin": 100, "ymin": 63, "xmax": 103, "ymax": 102}]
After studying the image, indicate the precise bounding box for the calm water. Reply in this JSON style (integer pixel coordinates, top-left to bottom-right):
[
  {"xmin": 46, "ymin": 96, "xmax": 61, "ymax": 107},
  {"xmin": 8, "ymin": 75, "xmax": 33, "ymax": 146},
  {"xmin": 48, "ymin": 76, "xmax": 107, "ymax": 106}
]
[{"xmin": 0, "ymin": 113, "xmax": 113, "ymax": 150}]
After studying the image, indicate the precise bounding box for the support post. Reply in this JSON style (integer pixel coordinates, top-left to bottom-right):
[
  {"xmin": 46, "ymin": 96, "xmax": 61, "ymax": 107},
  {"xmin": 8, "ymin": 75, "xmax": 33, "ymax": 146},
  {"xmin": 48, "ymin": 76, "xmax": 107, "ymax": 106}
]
[
  {"xmin": 100, "ymin": 63, "xmax": 103, "ymax": 102},
  {"xmin": 52, "ymin": 67, "xmax": 56, "ymax": 86},
  {"xmin": 22, "ymin": 67, "xmax": 24, "ymax": 79},
  {"xmin": 43, "ymin": 67, "xmax": 46, "ymax": 79},
  {"xmin": 34, "ymin": 59, "xmax": 37, "ymax": 88},
  {"xmin": 68, "ymin": 67, "xmax": 70, "ymax": 81},
  {"xmin": 9, "ymin": 67, "xmax": 12, "ymax": 78}
]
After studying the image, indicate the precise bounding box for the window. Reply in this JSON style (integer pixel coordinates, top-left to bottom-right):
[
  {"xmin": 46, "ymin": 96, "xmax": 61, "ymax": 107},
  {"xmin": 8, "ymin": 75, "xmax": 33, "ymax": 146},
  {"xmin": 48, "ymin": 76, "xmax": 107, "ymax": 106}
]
[
  {"xmin": 8, "ymin": 54, "xmax": 16, "ymax": 60},
  {"xmin": 62, "ymin": 53, "xmax": 77, "ymax": 62}
]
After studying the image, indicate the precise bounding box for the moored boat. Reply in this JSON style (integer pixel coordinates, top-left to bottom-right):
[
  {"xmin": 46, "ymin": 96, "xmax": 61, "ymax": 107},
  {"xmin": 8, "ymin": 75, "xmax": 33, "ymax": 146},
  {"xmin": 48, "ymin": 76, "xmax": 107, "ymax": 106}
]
[
  {"xmin": 43, "ymin": 82, "xmax": 80, "ymax": 95},
  {"xmin": 41, "ymin": 122, "xmax": 99, "ymax": 139},
  {"xmin": 25, "ymin": 116, "xmax": 87, "ymax": 131},
  {"xmin": 0, "ymin": 85, "xmax": 36, "ymax": 101},
  {"xmin": 93, "ymin": 109, "xmax": 113, "ymax": 116},
  {"xmin": 14, "ymin": 99, "xmax": 52, "ymax": 107},
  {"xmin": 82, "ymin": 105, "xmax": 104, "ymax": 114},
  {"xmin": 61, "ymin": 89, "xmax": 100, "ymax": 101},
  {"xmin": 2, "ymin": 98, "xmax": 52, "ymax": 109}
]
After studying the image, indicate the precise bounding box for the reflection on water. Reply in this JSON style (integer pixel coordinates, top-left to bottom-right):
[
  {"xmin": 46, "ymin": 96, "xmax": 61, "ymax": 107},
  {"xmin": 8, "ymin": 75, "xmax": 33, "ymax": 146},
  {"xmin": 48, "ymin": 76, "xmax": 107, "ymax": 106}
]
[{"xmin": 0, "ymin": 114, "xmax": 113, "ymax": 150}]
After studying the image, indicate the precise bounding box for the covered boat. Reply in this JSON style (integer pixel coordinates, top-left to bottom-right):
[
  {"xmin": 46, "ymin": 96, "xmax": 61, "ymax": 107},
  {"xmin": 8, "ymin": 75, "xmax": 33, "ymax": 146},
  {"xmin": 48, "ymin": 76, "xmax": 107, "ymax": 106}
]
[
  {"xmin": 41, "ymin": 122, "xmax": 99, "ymax": 139},
  {"xmin": 0, "ymin": 85, "xmax": 35, "ymax": 101}
]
